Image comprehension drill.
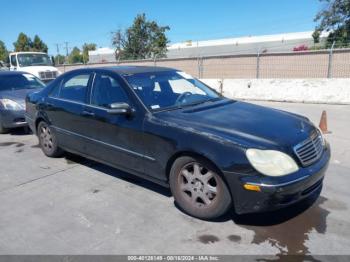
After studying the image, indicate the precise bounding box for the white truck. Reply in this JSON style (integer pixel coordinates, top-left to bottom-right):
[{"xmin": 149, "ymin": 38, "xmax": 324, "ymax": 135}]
[{"xmin": 9, "ymin": 52, "xmax": 61, "ymax": 83}]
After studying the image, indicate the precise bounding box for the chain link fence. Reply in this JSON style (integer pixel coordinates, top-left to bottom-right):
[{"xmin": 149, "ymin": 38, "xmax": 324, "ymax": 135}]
[{"xmin": 57, "ymin": 48, "xmax": 350, "ymax": 79}]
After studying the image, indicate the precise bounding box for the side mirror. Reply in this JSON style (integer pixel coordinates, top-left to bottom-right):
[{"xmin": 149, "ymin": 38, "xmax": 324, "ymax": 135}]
[{"xmin": 107, "ymin": 102, "xmax": 132, "ymax": 115}]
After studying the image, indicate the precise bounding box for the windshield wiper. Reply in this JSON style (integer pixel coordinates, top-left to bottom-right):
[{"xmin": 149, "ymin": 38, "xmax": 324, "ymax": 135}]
[
  {"xmin": 152, "ymin": 97, "xmax": 222, "ymax": 113},
  {"xmin": 184, "ymin": 97, "xmax": 221, "ymax": 107}
]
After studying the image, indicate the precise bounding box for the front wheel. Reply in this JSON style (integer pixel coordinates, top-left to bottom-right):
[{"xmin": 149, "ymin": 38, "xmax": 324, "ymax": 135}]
[
  {"xmin": 169, "ymin": 156, "xmax": 232, "ymax": 220},
  {"xmin": 37, "ymin": 121, "xmax": 63, "ymax": 157},
  {"xmin": 0, "ymin": 119, "xmax": 9, "ymax": 134}
]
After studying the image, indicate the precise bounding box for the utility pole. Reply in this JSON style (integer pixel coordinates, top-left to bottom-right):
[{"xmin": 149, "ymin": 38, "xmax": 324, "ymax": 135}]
[
  {"xmin": 256, "ymin": 48, "xmax": 261, "ymax": 79},
  {"xmin": 327, "ymin": 41, "xmax": 336, "ymax": 78},
  {"xmin": 64, "ymin": 42, "xmax": 69, "ymax": 63},
  {"xmin": 55, "ymin": 44, "xmax": 60, "ymax": 65}
]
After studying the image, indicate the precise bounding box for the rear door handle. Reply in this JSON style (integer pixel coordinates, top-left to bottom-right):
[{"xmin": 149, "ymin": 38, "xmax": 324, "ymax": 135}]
[{"xmin": 82, "ymin": 110, "xmax": 95, "ymax": 117}]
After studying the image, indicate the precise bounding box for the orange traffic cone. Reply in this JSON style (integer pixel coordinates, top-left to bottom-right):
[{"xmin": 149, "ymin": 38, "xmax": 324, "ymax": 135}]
[{"xmin": 319, "ymin": 110, "xmax": 331, "ymax": 134}]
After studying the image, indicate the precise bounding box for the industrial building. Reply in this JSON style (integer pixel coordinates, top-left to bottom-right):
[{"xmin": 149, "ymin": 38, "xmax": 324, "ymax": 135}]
[
  {"xmin": 166, "ymin": 31, "xmax": 329, "ymax": 58},
  {"xmin": 88, "ymin": 31, "xmax": 329, "ymax": 62}
]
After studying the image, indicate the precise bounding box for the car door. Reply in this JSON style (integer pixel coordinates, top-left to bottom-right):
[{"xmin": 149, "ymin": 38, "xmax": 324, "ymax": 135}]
[
  {"xmin": 45, "ymin": 71, "xmax": 93, "ymax": 154},
  {"xmin": 81, "ymin": 71, "xmax": 149, "ymax": 175}
]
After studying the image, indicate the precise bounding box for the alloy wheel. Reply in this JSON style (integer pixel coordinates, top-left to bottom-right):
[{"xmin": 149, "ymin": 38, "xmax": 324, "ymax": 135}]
[
  {"xmin": 39, "ymin": 124, "xmax": 53, "ymax": 152},
  {"xmin": 178, "ymin": 162, "xmax": 218, "ymax": 208}
]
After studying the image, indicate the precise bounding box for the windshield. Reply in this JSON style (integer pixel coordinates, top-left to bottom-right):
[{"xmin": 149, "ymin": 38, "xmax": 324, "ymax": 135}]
[
  {"xmin": 17, "ymin": 53, "xmax": 52, "ymax": 67},
  {"xmin": 123, "ymin": 71, "xmax": 220, "ymax": 111},
  {"xmin": 0, "ymin": 74, "xmax": 46, "ymax": 91}
]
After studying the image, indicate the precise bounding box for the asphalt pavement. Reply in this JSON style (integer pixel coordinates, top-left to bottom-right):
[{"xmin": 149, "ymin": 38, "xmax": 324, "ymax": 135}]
[{"xmin": 0, "ymin": 101, "xmax": 349, "ymax": 256}]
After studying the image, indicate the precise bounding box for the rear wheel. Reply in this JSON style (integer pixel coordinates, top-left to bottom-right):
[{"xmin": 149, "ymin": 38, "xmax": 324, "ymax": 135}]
[
  {"xmin": 37, "ymin": 121, "xmax": 63, "ymax": 157},
  {"xmin": 169, "ymin": 156, "xmax": 232, "ymax": 220}
]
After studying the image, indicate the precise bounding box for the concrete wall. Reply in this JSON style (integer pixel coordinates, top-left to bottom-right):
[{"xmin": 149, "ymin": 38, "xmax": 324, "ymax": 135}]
[{"xmin": 201, "ymin": 78, "xmax": 350, "ymax": 105}]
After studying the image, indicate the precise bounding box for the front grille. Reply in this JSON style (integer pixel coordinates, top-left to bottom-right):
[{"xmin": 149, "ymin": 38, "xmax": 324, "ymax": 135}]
[
  {"xmin": 294, "ymin": 130, "xmax": 324, "ymax": 166},
  {"xmin": 39, "ymin": 71, "xmax": 57, "ymax": 80}
]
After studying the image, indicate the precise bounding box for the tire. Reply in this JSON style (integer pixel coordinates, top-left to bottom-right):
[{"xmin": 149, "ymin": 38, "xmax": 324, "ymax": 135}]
[
  {"xmin": 23, "ymin": 126, "xmax": 32, "ymax": 134},
  {"xmin": 169, "ymin": 156, "xmax": 232, "ymax": 220},
  {"xmin": 37, "ymin": 121, "xmax": 63, "ymax": 157},
  {"xmin": 0, "ymin": 120, "xmax": 9, "ymax": 134}
]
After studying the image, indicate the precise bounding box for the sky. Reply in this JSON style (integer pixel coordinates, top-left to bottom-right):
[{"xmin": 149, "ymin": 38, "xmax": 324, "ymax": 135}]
[{"xmin": 0, "ymin": 0, "xmax": 323, "ymax": 55}]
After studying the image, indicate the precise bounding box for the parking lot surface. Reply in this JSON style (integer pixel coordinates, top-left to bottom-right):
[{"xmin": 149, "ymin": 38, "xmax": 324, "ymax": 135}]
[{"xmin": 0, "ymin": 101, "xmax": 349, "ymax": 256}]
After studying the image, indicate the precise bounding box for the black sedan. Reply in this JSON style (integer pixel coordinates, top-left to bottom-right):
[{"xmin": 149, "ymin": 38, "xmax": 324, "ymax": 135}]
[
  {"xmin": 0, "ymin": 71, "xmax": 45, "ymax": 133},
  {"xmin": 25, "ymin": 66, "xmax": 330, "ymax": 219}
]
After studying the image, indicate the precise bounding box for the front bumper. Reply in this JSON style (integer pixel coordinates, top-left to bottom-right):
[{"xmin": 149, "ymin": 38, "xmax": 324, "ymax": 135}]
[
  {"xmin": 24, "ymin": 114, "xmax": 36, "ymax": 134},
  {"xmin": 0, "ymin": 109, "xmax": 27, "ymax": 128},
  {"xmin": 224, "ymin": 142, "xmax": 331, "ymax": 214}
]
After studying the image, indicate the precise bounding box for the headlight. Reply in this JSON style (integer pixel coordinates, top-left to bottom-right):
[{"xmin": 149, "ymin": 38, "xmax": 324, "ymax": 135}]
[
  {"xmin": 0, "ymin": 99, "xmax": 23, "ymax": 111},
  {"xmin": 246, "ymin": 149, "xmax": 299, "ymax": 177}
]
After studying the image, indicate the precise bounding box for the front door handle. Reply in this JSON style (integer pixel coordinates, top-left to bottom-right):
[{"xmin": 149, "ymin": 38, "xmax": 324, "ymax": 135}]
[{"xmin": 82, "ymin": 110, "xmax": 95, "ymax": 117}]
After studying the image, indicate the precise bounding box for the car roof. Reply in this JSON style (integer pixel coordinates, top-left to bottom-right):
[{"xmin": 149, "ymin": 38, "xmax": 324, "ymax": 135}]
[
  {"xmin": 9, "ymin": 52, "xmax": 47, "ymax": 55},
  {"xmin": 77, "ymin": 65, "xmax": 177, "ymax": 75},
  {"xmin": 0, "ymin": 71, "xmax": 31, "ymax": 76}
]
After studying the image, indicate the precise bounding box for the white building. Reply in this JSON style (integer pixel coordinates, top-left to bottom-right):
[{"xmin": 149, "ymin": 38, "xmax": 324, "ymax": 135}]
[
  {"xmin": 88, "ymin": 31, "xmax": 329, "ymax": 62},
  {"xmin": 88, "ymin": 47, "xmax": 116, "ymax": 63},
  {"xmin": 166, "ymin": 31, "xmax": 329, "ymax": 58}
]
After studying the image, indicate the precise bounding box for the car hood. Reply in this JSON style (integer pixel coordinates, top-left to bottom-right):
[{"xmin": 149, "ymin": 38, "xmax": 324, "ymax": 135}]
[
  {"xmin": 0, "ymin": 89, "xmax": 38, "ymax": 108},
  {"xmin": 156, "ymin": 100, "xmax": 316, "ymax": 150}
]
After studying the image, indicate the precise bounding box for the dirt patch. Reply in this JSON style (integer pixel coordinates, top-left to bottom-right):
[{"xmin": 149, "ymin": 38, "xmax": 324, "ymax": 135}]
[
  {"xmin": 0, "ymin": 142, "xmax": 24, "ymax": 147},
  {"xmin": 198, "ymin": 234, "xmax": 220, "ymax": 244},
  {"xmin": 227, "ymin": 234, "xmax": 241, "ymax": 243}
]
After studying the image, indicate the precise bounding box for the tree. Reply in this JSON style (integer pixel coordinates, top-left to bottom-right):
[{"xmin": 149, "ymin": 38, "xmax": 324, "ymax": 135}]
[
  {"xmin": 312, "ymin": 30, "xmax": 321, "ymax": 44},
  {"xmin": 32, "ymin": 35, "xmax": 48, "ymax": 53},
  {"xmin": 13, "ymin": 33, "xmax": 49, "ymax": 52},
  {"xmin": 112, "ymin": 13, "xmax": 170, "ymax": 60},
  {"xmin": 0, "ymin": 41, "xmax": 8, "ymax": 62},
  {"xmin": 82, "ymin": 43, "xmax": 97, "ymax": 63},
  {"xmin": 54, "ymin": 54, "xmax": 66, "ymax": 65},
  {"xmin": 13, "ymin": 32, "xmax": 32, "ymax": 52},
  {"xmin": 68, "ymin": 47, "xmax": 83, "ymax": 64},
  {"xmin": 314, "ymin": 0, "xmax": 350, "ymax": 47}
]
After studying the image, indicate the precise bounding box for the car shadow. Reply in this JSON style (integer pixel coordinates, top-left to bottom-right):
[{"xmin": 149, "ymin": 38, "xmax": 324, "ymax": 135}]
[
  {"xmin": 64, "ymin": 153, "xmax": 172, "ymax": 198},
  {"xmin": 61, "ymin": 153, "xmax": 331, "ymax": 257},
  {"xmin": 7, "ymin": 127, "xmax": 32, "ymax": 136},
  {"xmin": 65, "ymin": 152, "xmax": 323, "ymax": 227}
]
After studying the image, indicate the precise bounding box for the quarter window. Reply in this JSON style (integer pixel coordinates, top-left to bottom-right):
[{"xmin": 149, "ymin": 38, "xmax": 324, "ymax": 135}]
[
  {"xmin": 91, "ymin": 74, "xmax": 129, "ymax": 108},
  {"xmin": 59, "ymin": 74, "xmax": 90, "ymax": 103}
]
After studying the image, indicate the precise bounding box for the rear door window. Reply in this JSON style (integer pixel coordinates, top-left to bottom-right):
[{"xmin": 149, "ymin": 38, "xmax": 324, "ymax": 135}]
[{"xmin": 59, "ymin": 74, "xmax": 91, "ymax": 103}]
